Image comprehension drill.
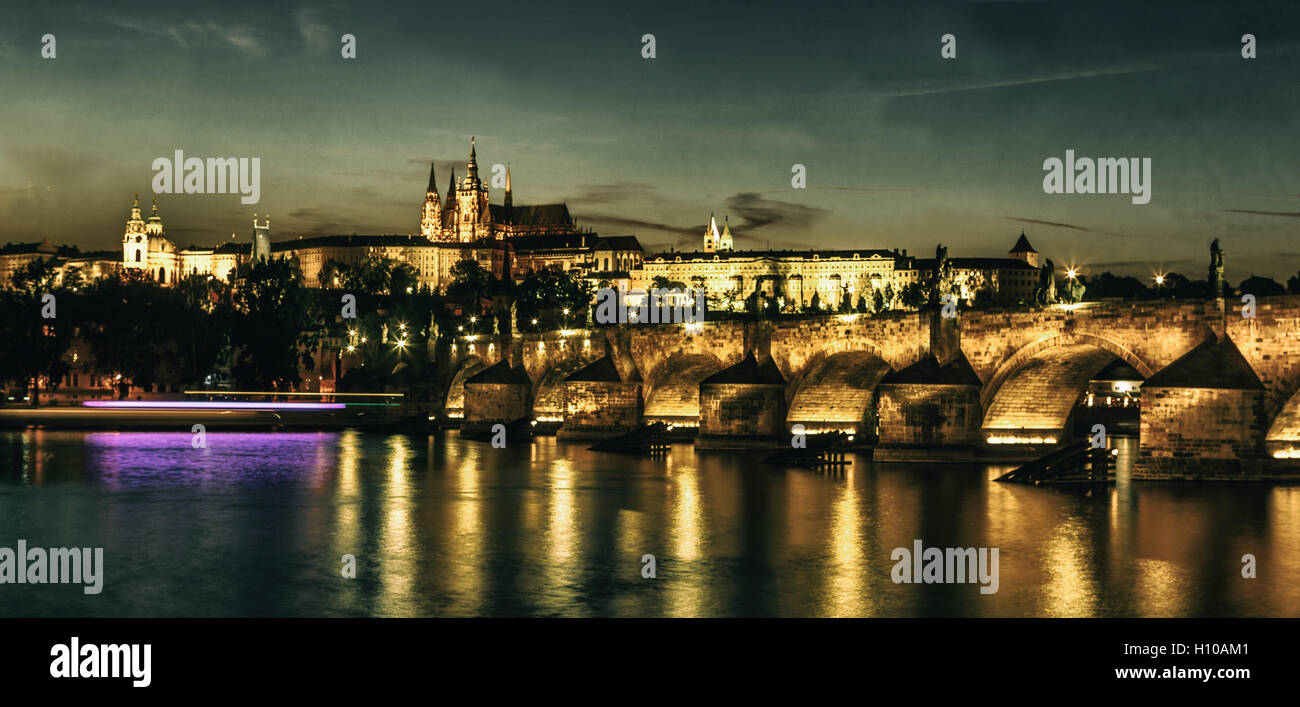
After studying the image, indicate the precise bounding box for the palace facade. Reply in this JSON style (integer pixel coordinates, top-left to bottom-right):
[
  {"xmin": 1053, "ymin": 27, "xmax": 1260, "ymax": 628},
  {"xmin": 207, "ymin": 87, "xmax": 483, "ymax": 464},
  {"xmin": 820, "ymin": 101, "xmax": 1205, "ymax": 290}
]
[{"xmin": 632, "ymin": 218, "xmax": 1040, "ymax": 309}]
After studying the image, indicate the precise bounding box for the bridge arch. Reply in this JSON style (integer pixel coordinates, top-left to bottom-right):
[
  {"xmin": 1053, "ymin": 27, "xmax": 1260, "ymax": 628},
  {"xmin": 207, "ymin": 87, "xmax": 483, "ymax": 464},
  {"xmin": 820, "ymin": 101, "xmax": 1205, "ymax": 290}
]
[
  {"xmin": 785, "ymin": 348, "xmax": 893, "ymax": 434},
  {"xmin": 980, "ymin": 332, "xmax": 1154, "ymax": 438},
  {"xmin": 1264, "ymin": 376, "xmax": 1300, "ymax": 455},
  {"xmin": 643, "ymin": 350, "xmax": 726, "ymax": 425},
  {"xmin": 444, "ymin": 355, "xmax": 489, "ymax": 419}
]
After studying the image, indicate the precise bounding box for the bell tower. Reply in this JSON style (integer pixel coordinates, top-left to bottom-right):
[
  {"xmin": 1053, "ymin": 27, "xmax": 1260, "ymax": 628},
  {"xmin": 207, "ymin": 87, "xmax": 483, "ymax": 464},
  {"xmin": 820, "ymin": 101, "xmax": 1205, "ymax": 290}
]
[{"xmin": 122, "ymin": 194, "xmax": 148, "ymax": 270}]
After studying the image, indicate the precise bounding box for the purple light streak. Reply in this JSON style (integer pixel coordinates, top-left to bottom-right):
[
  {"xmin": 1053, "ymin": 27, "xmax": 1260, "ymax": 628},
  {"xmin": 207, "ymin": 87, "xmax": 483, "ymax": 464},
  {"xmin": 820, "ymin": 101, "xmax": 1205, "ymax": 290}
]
[{"xmin": 83, "ymin": 401, "xmax": 346, "ymax": 411}]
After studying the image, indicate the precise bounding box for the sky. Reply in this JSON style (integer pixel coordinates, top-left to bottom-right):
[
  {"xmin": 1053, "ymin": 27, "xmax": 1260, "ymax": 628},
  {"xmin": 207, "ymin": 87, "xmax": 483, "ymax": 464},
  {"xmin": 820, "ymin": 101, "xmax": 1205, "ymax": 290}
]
[{"xmin": 2, "ymin": 0, "xmax": 1299, "ymax": 283}]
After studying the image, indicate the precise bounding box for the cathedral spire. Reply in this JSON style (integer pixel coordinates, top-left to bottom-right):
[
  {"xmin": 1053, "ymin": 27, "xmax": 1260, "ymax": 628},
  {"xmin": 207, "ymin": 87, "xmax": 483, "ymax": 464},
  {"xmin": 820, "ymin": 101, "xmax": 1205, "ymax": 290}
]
[
  {"xmin": 427, "ymin": 162, "xmax": 438, "ymax": 196},
  {"xmin": 504, "ymin": 163, "xmax": 512, "ymax": 209},
  {"xmin": 446, "ymin": 166, "xmax": 457, "ymax": 205},
  {"xmin": 466, "ymin": 136, "xmax": 479, "ymax": 182}
]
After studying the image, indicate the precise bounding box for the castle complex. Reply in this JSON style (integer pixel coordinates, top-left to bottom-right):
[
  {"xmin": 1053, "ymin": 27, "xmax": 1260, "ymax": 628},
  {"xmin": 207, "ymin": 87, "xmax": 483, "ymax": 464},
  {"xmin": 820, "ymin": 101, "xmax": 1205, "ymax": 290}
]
[{"xmin": 0, "ymin": 138, "xmax": 1042, "ymax": 308}]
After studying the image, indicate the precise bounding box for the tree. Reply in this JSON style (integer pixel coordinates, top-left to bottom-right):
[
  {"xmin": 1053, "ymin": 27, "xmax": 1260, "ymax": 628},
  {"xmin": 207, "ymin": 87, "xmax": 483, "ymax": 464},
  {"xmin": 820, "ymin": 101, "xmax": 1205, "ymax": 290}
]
[
  {"xmin": 899, "ymin": 281, "xmax": 926, "ymax": 310},
  {"xmin": 231, "ymin": 257, "xmax": 321, "ymax": 390},
  {"xmin": 1084, "ymin": 271, "xmax": 1150, "ymax": 300},
  {"xmin": 870, "ymin": 289, "xmax": 884, "ymax": 313},
  {"xmin": 10, "ymin": 257, "xmax": 60, "ymax": 293},
  {"xmin": 1237, "ymin": 275, "xmax": 1285, "ymax": 297},
  {"xmin": 0, "ymin": 289, "xmax": 72, "ymax": 404},
  {"xmin": 514, "ymin": 265, "xmax": 593, "ymax": 329}
]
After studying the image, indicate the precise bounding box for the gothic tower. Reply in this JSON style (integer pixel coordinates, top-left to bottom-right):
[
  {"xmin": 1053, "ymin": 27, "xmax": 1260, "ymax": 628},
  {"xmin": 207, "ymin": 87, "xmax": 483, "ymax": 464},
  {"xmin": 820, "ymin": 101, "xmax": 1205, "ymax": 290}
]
[
  {"xmin": 441, "ymin": 166, "xmax": 458, "ymax": 240},
  {"xmin": 719, "ymin": 216, "xmax": 734, "ymax": 251},
  {"xmin": 703, "ymin": 213, "xmax": 720, "ymax": 252},
  {"xmin": 455, "ymin": 137, "xmax": 492, "ymax": 242},
  {"xmin": 420, "ymin": 162, "xmax": 442, "ymax": 239},
  {"xmin": 504, "ymin": 164, "xmax": 513, "ymax": 209}
]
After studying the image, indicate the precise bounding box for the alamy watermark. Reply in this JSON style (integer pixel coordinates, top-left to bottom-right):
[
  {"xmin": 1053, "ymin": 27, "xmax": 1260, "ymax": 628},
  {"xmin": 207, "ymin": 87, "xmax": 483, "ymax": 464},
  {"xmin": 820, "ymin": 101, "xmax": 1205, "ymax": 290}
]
[
  {"xmin": 50, "ymin": 637, "xmax": 151, "ymax": 688},
  {"xmin": 594, "ymin": 286, "xmax": 705, "ymax": 325},
  {"xmin": 1043, "ymin": 149, "xmax": 1151, "ymax": 204},
  {"xmin": 891, "ymin": 540, "xmax": 998, "ymax": 594},
  {"xmin": 152, "ymin": 150, "xmax": 260, "ymax": 204},
  {"xmin": 0, "ymin": 539, "xmax": 104, "ymax": 594}
]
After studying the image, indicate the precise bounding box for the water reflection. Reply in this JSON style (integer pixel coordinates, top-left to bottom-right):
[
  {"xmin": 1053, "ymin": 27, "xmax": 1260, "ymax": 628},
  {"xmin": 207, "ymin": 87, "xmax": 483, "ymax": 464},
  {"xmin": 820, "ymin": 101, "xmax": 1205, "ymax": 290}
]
[{"xmin": 0, "ymin": 429, "xmax": 1297, "ymax": 617}]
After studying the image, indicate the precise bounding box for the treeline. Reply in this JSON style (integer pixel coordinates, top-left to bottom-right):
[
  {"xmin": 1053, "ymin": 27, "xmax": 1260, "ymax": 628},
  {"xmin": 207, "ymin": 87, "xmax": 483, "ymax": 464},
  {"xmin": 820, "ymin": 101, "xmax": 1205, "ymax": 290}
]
[{"xmin": 0, "ymin": 254, "xmax": 595, "ymax": 403}]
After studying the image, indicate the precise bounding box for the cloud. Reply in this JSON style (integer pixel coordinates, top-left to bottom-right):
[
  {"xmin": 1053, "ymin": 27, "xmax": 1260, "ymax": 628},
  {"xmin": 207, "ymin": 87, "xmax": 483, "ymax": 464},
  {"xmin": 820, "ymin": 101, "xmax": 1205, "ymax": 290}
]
[
  {"xmin": 98, "ymin": 15, "xmax": 268, "ymax": 57},
  {"xmin": 580, "ymin": 213, "xmax": 699, "ymax": 238},
  {"xmin": 724, "ymin": 192, "xmax": 829, "ymax": 234},
  {"xmin": 295, "ymin": 8, "xmax": 331, "ymax": 51},
  {"xmin": 566, "ymin": 182, "xmax": 660, "ymax": 207},
  {"xmin": 1004, "ymin": 216, "xmax": 1123, "ymax": 237},
  {"xmin": 811, "ymin": 186, "xmax": 922, "ymax": 194},
  {"xmin": 874, "ymin": 63, "xmax": 1165, "ymax": 99},
  {"xmin": 1222, "ymin": 209, "xmax": 1300, "ymax": 218},
  {"xmin": 1088, "ymin": 259, "xmax": 1194, "ymax": 270}
]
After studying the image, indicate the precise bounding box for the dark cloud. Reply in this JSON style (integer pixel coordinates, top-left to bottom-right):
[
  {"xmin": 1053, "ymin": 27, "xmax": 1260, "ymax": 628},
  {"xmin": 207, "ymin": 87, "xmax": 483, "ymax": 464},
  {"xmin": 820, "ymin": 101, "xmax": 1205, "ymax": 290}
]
[
  {"xmin": 1087, "ymin": 259, "xmax": 1194, "ymax": 270},
  {"xmin": 1004, "ymin": 216, "xmax": 1123, "ymax": 238},
  {"xmin": 580, "ymin": 213, "xmax": 699, "ymax": 238},
  {"xmin": 724, "ymin": 192, "xmax": 829, "ymax": 234},
  {"xmin": 1222, "ymin": 209, "xmax": 1300, "ymax": 218},
  {"xmin": 566, "ymin": 182, "xmax": 660, "ymax": 207}
]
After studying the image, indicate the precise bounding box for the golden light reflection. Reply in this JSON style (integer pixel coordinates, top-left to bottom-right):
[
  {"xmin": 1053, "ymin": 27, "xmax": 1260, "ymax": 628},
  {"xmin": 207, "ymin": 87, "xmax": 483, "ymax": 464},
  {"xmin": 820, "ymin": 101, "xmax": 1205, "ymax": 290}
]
[
  {"xmin": 824, "ymin": 466, "xmax": 869, "ymax": 616},
  {"xmin": 377, "ymin": 435, "xmax": 415, "ymax": 613},
  {"xmin": 1132, "ymin": 559, "xmax": 1190, "ymax": 617},
  {"xmin": 332, "ymin": 429, "xmax": 362, "ymax": 569},
  {"xmin": 1040, "ymin": 518, "xmax": 1098, "ymax": 617},
  {"xmin": 447, "ymin": 438, "xmax": 485, "ymax": 615},
  {"xmin": 665, "ymin": 450, "xmax": 708, "ymax": 617}
]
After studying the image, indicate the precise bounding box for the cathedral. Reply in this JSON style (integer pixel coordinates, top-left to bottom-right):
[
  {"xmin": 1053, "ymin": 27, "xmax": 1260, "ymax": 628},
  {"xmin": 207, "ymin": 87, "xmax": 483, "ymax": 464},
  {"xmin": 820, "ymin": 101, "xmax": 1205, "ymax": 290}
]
[{"xmin": 419, "ymin": 137, "xmax": 578, "ymax": 242}]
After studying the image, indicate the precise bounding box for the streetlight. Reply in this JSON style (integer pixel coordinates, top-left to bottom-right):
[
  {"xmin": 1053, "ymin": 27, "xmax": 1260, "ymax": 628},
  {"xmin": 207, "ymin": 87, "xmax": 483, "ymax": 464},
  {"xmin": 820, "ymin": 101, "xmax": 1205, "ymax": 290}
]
[{"xmin": 562, "ymin": 307, "xmax": 570, "ymax": 329}]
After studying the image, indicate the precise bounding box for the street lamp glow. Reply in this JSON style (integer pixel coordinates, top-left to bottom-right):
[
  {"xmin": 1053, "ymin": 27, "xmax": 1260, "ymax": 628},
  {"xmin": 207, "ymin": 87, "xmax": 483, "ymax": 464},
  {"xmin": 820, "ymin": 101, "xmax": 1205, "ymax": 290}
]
[
  {"xmin": 1154, "ymin": 274, "xmax": 1165, "ymax": 285},
  {"xmin": 1066, "ymin": 268, "xmax": 1078, "ymax": 279}
]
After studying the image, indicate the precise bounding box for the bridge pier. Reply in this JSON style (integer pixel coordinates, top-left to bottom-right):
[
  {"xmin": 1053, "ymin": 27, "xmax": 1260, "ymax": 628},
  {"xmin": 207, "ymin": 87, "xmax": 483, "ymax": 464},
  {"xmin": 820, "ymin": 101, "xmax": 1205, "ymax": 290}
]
[
  {"xmin": 462, "ymin": 360, "xmax": 533, "ymax": 436},
  {"xmin": 697, "ymin": 352, "xmax": 787, "ymax": 449},
  {"xmin": 1135, "ymin": 333, "xmax": 1268, "ymax": 479},
  {"xmin": 873, "ymin": 354, "xmax": 984, "ymax": 461},
  {"xmin": 557, "ymin": 355, "xmax": 644, "ymax": 440}
]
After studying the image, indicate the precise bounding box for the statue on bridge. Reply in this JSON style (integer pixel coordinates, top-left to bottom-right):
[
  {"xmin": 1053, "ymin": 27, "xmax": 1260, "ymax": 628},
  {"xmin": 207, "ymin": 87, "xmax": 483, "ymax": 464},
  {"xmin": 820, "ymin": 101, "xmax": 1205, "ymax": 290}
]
[
  {"xmin": 928, "ymin": 244, "xmax": 956, "ymax": 308},
  {"xmin": 1033, "ymin": 259, "xmax": 1058, "ymax": 305},
  {"xmin": 1209, "ymin": 238, "xmax": 1225, "ymax": 298}
]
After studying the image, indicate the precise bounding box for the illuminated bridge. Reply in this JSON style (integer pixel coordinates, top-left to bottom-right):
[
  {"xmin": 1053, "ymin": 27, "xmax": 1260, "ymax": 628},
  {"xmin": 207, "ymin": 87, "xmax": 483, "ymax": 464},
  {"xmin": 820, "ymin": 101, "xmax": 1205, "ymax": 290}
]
[{"xmin": 444, "ymin": 297, "xmax": 1300, "ymax": 479}]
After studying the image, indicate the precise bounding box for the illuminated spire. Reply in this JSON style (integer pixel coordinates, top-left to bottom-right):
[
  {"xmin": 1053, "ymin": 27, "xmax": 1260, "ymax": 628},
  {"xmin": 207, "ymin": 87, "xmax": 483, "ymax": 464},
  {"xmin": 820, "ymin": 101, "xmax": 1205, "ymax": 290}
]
[
  {"xmin": 504, "ymin": 163, "xmax": 513, "ymax": 209},
  {"xmin": 466, "ymin": 136, "xmax": 478, "ymax": 182},
  {"xmin": 427, "ymin": 162, "xmax": 438, "ymax": 195}
]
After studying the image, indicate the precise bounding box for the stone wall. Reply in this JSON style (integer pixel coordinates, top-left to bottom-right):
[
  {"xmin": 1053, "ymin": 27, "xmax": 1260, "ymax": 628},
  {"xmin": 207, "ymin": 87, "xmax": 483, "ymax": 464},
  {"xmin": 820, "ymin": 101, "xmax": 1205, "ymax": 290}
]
[
  {"xmin": 876, "ymin": 383, "xmax": 982, "ymax": 447},
  {"xmin": 559, "ymin": 381, "xmax": 643, "ymax": 438},
  {"xmin": 464, "ymin": 382, "xmax": 531, "ymax": 424},
  {"xmin": 1136, "ymin": 387, "xmax": 1266, "ymax": 478},
  {"xmin": 699, "ymin": 383, "xmax": 785, "ymax": 437}
]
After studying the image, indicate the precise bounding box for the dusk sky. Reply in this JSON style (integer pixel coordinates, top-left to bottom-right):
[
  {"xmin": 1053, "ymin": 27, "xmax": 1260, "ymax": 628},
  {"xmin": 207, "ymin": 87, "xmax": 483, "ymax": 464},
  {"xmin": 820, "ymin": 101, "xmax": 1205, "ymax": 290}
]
[{"xmin": 2, "ymin": 1, "xmax": 1299, "ymax": 282}]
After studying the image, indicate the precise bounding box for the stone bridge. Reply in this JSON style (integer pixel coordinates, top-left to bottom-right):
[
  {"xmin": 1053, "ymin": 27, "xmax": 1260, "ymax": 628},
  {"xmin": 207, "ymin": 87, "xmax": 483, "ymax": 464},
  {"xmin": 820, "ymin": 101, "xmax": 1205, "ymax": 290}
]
[{"xmin": 446, "ymin": 297, "xmax": 1300, "ymax": 479}]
